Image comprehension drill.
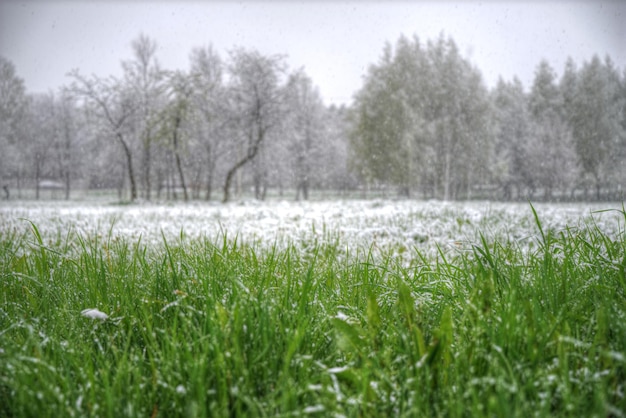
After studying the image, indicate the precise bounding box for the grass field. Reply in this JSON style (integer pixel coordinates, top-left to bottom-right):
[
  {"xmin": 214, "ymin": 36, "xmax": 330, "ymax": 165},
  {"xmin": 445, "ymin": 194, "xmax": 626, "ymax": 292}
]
[{"xmin": 1, "ymin": 200, "xmax": 625, "ymax": 417}]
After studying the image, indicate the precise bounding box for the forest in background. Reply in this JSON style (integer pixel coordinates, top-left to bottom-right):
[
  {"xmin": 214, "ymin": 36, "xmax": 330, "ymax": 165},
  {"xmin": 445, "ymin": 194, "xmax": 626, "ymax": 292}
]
[{"xmin": 1, "ymin": 33, "xmax": 625, "ymax": 202}]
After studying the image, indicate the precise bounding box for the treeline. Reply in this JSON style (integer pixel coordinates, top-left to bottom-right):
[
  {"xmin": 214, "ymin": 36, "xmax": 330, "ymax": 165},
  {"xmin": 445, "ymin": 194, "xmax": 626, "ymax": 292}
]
[
  {"xmin": 351, "ymin": 35, "xmax": 626, "ymax": 201},
  {"xmin": 1, "ymin": 34, "xmax": 625, "ymax": 202},
  {"xmin": 0, "ymin": 35, "xmax": 353, "ymax": 202}
]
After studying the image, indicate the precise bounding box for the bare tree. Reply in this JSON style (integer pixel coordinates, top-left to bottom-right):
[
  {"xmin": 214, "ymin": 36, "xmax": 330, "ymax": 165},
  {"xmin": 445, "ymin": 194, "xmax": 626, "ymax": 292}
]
[
  {"xmin": 123, "ymin": 34, "xmax": 164, "ymax": 200},
  {"xmin": 69, "ymin": 71, "xmax": 138, "ymax": 201},
  {"xmin": 222, "ymin": 49, "xmax": 286, "ymax": 203},
  {"xmin": 189, "ymin": 46, "xmax": 227, "ymax": 200},
  {"xmin": 51, "ymin": 90, "xmax": 84, "ymax": 199},
  {"xmin": 26, "ymin": 94, "xmax": 57, "ymax": 199},
  {"xmin": 160, "ymin": 70, "xmax": 193, "ymax": 201}
]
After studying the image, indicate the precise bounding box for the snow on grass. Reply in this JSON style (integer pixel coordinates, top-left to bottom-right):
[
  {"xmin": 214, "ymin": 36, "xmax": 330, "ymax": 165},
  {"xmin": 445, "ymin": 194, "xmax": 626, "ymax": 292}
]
[
  {"xmin": 2, "ymin": 198, "xmax": 625, "ymax": 416},
  {"xmin": 1, "ymin": 199, "xmax": 623, "ymax": 261}
]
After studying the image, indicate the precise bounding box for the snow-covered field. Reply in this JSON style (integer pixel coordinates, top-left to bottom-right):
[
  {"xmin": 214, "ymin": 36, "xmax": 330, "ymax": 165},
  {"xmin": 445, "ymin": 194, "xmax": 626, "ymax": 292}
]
[{"xmin": 1, "ymin": 199, "xmax": 623, "ymax": 260}]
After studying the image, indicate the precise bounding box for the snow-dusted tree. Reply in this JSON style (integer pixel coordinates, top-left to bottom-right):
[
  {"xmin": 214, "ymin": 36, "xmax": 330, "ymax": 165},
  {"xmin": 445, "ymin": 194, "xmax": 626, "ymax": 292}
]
[
  {"xmin": 69, "ymin": 71, "xmax": 139, "ymax": 201},
  {"xmin": 282, "ymin": 69, "xmax": 326, "ymax": 200},
  {"xmin": 188, "ymin": 46, "xmax": 227, "ymax": 200},
  {"xmin": 560, "ymin": 58, "xmax": 578, "ymax": 121},
  {"xmin": 319, "ymin": 104, "xmax": 356, "ymax": 195},
  {"xmin": 423, "ymin": 37, "xmax": 493, "ymax": 200},
  {"xmin": 620, "ymin": 67, "xmax": 626, "ymax": 197},
  {"xmin": 564, "ymin": 55, "xmax": 624, "ymax": 199},
  {"xmin": 122, "ymin": 34, "xmax": 165, "ymax": 200},
  {"xmin": 491, "ymin": 77, "xmax": 534, "ymax": 199},
  {"xmin": 528, "ymin": 60, "xmax": 577, "ymax": 199},
  {"xmin": 350, "ymin": 34, "xmax": 493, "ymax": 199},
  {"xmin": 46, "ymin": 90, "xmax": 84, "ymax": 200},
  {"xmin": 350, "ymin": 36, "xmax": 427, "ymax": 196},
  {"xmin": 85, "ymin": 125, "xmax": 127, "ymax": 198},
  {"xmin": 23, "ymin": 93, "xmax": 58, "ymax": 199},
  {"xmin": 0, "ymin": 56, "xmax": 29, "ymax": 197},
  {"xmin": 221, "ymin": 49, "xmax": 286, "ymax": 203},
  {"xmin": 159, "ymin": 70, "xmax": 193, "ymax": 201},
  {"xmin": 18, "ymin": 90, "xmax": 84, "ymax": 200},
  {"xmin": 595, "ymin": 56, "xmax": 625, "ymax": 199}
]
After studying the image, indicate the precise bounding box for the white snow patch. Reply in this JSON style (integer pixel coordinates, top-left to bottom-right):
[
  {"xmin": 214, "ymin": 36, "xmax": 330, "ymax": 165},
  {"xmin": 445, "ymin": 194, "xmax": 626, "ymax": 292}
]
[
  {"xmin": 303, "ymin": 404, "xmax": 325, "ymax": 414},
  {"xmin": 80, "ymin": 308, "xmax": 108, "ymax": 320},
  {"xmin": 327, "ymin": 366, "xmax": 349, "ymax": 374},
  {"xmin": 334, "ymin": 312, "xmax": 349, "ymax": 321}
]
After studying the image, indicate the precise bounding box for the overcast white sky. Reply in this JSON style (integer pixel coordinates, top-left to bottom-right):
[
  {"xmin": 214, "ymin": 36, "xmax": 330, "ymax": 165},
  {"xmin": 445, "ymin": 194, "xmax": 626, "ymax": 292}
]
[{"xmin": 0, "ymin": 1, "xmax": 624, "ymax": 105}]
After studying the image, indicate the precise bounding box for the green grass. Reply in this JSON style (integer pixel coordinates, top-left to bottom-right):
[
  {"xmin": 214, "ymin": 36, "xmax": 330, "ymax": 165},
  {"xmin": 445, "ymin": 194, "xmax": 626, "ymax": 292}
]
[{"xmin": 1, "ymin": 210, "xmax": 625, "ymax": 417}]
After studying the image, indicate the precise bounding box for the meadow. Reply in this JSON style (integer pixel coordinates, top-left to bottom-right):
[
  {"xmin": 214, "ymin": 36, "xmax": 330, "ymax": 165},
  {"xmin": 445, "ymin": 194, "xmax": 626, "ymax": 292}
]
[{"xmin": 1, "ymin": 199, "xmax": 625, "ymax": 417}]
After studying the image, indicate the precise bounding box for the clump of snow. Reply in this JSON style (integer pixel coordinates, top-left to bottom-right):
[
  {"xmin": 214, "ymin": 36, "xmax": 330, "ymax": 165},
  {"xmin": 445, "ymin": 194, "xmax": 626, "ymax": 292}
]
[
  {"xmin": 327, "ymin": 366, "xmax": 350, "ymax": 374},
  {"xmin": 335, "ymin": 312, "xmax": 349, "ymax": 321},
  {"xmin": 80, "ymin": 308, "xmax": 108, "ymax": 320},
  {"xmin": 303, "ymin": 404, "xmax": 325, "ymax": 414}
]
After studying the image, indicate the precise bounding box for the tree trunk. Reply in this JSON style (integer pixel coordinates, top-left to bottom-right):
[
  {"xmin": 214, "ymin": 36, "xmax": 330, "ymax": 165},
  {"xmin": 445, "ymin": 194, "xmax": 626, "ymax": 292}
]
[
  {"xmin": 222, "ymin": 124, "xmax": 266, "ymax": 203},
  {"xmin": 204, "ymin": 143, "xmax": 214, "ymax": 201},
  {"xmin": 17, "ymin": 165, "xmax": 23, "ymax": 199},
  {"xmin": 64, "ymin": 170, "xmax": 70, "ymax": 200},
  {"xmin": 143, "ymin": 137, "xmax": 152, "ymax": 200},
  {"xmin": 175, "ymin": 151, "xmax": 188, "ymax": 202},
  {"xmin": 117, "ymin": 170, "xmax": 124, "ymax": 200},
  {"xmin": 254, "ymin": 176, "xmax": 261, "ymax": 200},
  {"xmin": 117, "ymin": 133, "xmax": 137, "ymax": 201},
  {"xmin": 205, "ymin": 162, "xmax": 214, "ymax": 201},
  {"xmin": 166, "ymin": 161, "xmax": 171, "ymax": 200},
  {"xmin": 35, "ymin": 154, "xmax": 41, "ymax": 200},
  {"xmin": 545, "ymin": 184, "xmax": 553, "ymax": 201},
  {"xmin": 156, "ymin": 168, "xmax": 163, "ymax": 199},
  {"xmin": 253, "ymin": 159, "xmax": 267, "ymax": 200},
  {"xmin": 223, "ymin": 154, "xmax": 254, "ymax": 203},
  {"xmin": 443, "ymin": 148, "xmax": 451, "ymax": 201},
  {"xmin": 593, "ymin": 172, "xmax": 601, "ymax": 201},
  {"xmin": 465, "ymin": 168, "xmax": 472, "ymax": 200},
  {"xmin": 63, "ymin": 129, "xmax": 72, "ymax": 200},
  {"xmin": 206, "ymin": 176, "xmax": 212, "ymax": 201},
  {"xmin": 171, "ymin": 115, "xmax": 188, "ymax": 202}
]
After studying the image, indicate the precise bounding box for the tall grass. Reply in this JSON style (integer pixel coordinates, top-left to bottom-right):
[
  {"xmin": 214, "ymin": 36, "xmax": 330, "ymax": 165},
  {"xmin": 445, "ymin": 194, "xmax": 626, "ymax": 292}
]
[{"xmin": 1, "ymin": 209, "xmax": 625, "ymax": 417}]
